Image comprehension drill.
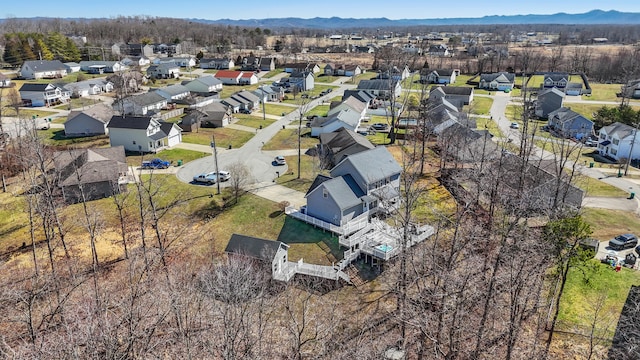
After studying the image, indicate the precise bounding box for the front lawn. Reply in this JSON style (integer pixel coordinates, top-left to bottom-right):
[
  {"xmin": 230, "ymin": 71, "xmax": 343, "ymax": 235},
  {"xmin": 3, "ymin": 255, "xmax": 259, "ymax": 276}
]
[
  {"xmin": 474, "ymin": 116, "xmax": 504, "ymax": 138},
  {"xmin": 275, "ymin": 154, "xmax": 326, "ymax": 193},
  {"xmin": 574, "ymin": 175, "xmax": 629, "ymax": 198},
  {"xmin": 182, "ymin": 127, "xmax": 254, "ymax": 148},
  {"xmin": 581, "ymin": 208, "xmax": 640, "ymax": 240},
  {"xmin": 126, "ymin": 148, "xmax": 209, "ymax": 167},
  {"xmin": 264, "ymin": 103, "xmax": 297, "ymax": 116},
  {"xmin": 467, "ymin": 96, "xmax": 493, "ymax": 115},
  {"xmin": 218, "ymin": 84, "xmax": 260, "ymax": 99},
  {"xmin": 262, "ymin": 128, "xmax": 318, "ymax": 151},
  {"xmin": 585, "ymin": 83, "xmax": 625, "ymax": 102},
  {"xmin": 304, "ymin": 104, "xmax": 330, "ymax": 118},
  {"xmin": 38, "ymin": 129, "xmax": 110, "ymax": 148},
  {"xmin": 315, "ymin": 74, "xmax": 340, "ymax": 83},
  {"xmin": 235, "ymin": 116, "xmax": 275, "ymax": 129},
  {"xmin": 557, "ymin": 260, "xmax": 640, "ymax": 338},
  {"xmin": 54, "ymin": 97, "xmax": 103, "ymax": 110}
]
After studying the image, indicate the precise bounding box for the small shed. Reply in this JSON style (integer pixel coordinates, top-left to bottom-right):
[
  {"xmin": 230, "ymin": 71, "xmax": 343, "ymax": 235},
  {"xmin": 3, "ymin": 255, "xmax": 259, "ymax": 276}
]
[{"xmin": 224, "ymin": 234, "xmax": 290, "ymax": 279}]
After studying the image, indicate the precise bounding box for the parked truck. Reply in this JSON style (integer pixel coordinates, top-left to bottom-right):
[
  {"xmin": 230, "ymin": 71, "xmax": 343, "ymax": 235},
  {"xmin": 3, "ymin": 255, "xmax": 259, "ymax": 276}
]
[{"xmin": 140, "ymin": 158, "xmax": 170, "ymax": 169}]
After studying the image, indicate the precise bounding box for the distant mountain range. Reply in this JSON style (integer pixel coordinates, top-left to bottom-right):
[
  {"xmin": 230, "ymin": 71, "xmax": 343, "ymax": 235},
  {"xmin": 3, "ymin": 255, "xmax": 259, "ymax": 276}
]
[{"xmin": 196, "ymin": 10, "xmax": 640, "ymax": 29}]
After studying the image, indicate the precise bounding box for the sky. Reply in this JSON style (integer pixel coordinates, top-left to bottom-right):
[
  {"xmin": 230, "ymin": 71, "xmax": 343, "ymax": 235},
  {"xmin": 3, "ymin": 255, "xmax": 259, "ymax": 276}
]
[{"xmin": 2, "ymin": 0, "xmax": 640, "ymax": 20}]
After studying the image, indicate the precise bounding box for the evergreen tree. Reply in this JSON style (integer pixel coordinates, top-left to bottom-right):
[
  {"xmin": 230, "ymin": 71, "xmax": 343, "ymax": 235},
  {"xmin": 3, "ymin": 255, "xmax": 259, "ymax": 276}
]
[
  {"xmin": 63, "ymin": 38, "xmax": 82, "ymax": 62},
  {"xmin": 34, "ymin": 37, "xmax": 54, "ymax": 61},
  {"xmin": 46, "ymin": 32, "xmax": 68, "ymax": 60},
  {"xmin": 3, "ymin": 34, "xmax": 23, "ymax": 66}
]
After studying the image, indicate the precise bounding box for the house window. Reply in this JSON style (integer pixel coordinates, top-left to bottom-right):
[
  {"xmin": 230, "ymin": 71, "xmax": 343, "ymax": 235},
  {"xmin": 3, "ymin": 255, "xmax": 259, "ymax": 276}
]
[
  {"xmin": 612, "ymin": 149, "xmax": 617, "ymax": 156},
  {"xmin": 132, "ymin": 141, "xmax": 136, "ymax": 145},
  {"xmin": 323, "ymin": 189, "xmax": 328, "ymax": 198},
  {"xmin": 613, "ymin": 139, "xmax": 619, "ymax": 145}
]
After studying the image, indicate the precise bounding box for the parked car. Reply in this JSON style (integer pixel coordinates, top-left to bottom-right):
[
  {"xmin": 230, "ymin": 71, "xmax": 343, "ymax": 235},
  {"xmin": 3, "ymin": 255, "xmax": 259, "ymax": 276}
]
[
  {"xmin": 584, "ymin": 139, "xmax": 597, "ymax": 147},
  {"xmin": 141, "ymin": 158, "xmax": 170, "ymax": 169},
  {"xmin": 193, "ymin": 172, "xmax": 218, "ymax": 184},
  {"xmin": 510, "ymin": 122, "xmax": 519, "ymax": 129},
  {"xmin": 239, "ymin": 109, "xmax": 251, "ymax": 114},
  {"xmin": 216, "ymin": 170, "xmax": 231, "ymax": 182},
  {"xmin": 301, "ymin": 94, "xmax": 309, "ymax": 99},
  {"xmin": 371, "ymin": 123, "xmax": 389, "ymax": 131},
  {"xmin": 609, "ymin": 233, "xmax": 638, "ymax": 250},
  {"xmin": 274, "ymin": 155, "xmax": 286, "ymax": 165}
]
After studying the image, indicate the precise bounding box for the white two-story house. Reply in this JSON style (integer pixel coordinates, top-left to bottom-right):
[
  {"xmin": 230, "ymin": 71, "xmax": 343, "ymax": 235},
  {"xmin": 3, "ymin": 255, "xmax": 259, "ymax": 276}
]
[
  {"xmin": 107, "ymin": 115, "xmax": 182, "ymax": 153},
  {"xmin": 598, "ymin": 122, "xmax": 640, "ymax": 161}
]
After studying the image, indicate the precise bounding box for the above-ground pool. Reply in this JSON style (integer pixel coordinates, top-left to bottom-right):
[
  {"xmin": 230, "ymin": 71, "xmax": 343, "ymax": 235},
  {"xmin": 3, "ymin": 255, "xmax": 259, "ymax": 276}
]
[{"xmin": 376, "ymin": 244, "xmax": 393, "ymax": 252}]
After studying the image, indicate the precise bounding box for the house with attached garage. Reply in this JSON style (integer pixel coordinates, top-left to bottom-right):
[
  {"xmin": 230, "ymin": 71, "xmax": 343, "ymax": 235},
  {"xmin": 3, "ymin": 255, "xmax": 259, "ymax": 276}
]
[
  {"xmin": 438, "ymin": 122, "xmax": 499, "ymax": 163},
  {"xmin": 478, "ymin": 72, "xmax": 516, "ymax": 91},
  {"xmin": 324, "ymin": 63, "xmax": 363, "ymax": 77},
  {"xmin": 232, "ymin": 90, "xmax": 260, "ymax": 110},
  {"xmin": 113, "ymin": 92, "xmax": 168, "ymax": 116},
  {"xmin": 220, "ymin": 97, "xmax": 242, "ymax": 113},
  {"xmin": 19, "ymin": 83, "xmax": 67, "ymax": 107},
  {"xmin": 146, "ymin": 63, "xmax": 180, "ymax": 79},
  {"xmin": 199, "ymin": 58, "xmax": 234, "ymax": 70},
  {"xmin": 154, "ymin": 84, "xmax": 191, "ymax": 102},
  {"xmin": 547, "ymin": 107, "xmax": 594, "ymax": 139},
  {"xmin": 214, "ymin": 70, "xmax": 244, "ymax": 85},
  {"xmin": 429, "ymin": 85, "xmax": 473, "ymax": 107},
  {"xmin": 107, "ymin": 115, "xmax": 182, "ymax": 153},
  {"xmin": 239, "ymin": 71, "xmax": 259, "ymax": 85},
  {"xmin": 79, "ymin": 61, "xmax": 127, "ymax": 73},
  {"xmin": 310, "ymin": 108, "xmax": 362, "ymax": 137},
  {"xmin": 181, "ymin": 101, "xmax": 232, "ymax": 130},
  {"xmin": 420, "ymin": 68, "xmax": 457, "ymax": 84},
  {"xmin": 53, "ymin": 146, "xmax": 129, "ymax": 203},
  {"xmin": 289, "ymin": 71, "xmax": 315, "ymax": 91},
  {"xmin": 62, "ymin": 78, "xmax": 114, "ymax": 98},
  {"xmin": 63, "ymin": 62, "xmax": 81, "ymax": 74},
  {"xmin": 64, "ymin": 103, "xmax": 114, "ymax": 137},
  {"xmin": 121, "ymin": 56, "xmax": 151, "ymax": 67},
  {"xmin": 154, "ymin": 57, "xmax": 196, "ymax": 68},
  {"xmin": 253, "ymin": 85, "xmax": 284, "ymax": 102},
  {"xmin": 357, "ymin": 79, "xmax": 401, "ymax": 99},
  {"xmin": 543, "ymin": 72, "xmax": 569, "ymax": 89},
  {"xmin": 535, "ymin": 87, "xmax": 565, "ymax": 119},
  {"xmin": 183, "ymin": 75, "xmax": 223, "ymax": 95},
  {"xmin": 20, "ymin": 60, "xmax": 67, "ymax": 79},
  {"xmin": 598, "ymin": 122, "xmax": 640, "ymax": 162}
]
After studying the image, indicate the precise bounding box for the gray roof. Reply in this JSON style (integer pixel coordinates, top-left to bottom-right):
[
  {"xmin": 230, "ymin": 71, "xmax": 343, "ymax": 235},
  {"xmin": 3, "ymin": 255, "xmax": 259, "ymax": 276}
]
[
  {"xmin": 342, "ymin": 90, "xmax": 376, "ymax": 104},
  {"xmin": 332, "ymin": 146, "xmax": 401, "ymax": 183},
  {"xmin": 480, "ymin": 72, "xmax": 515, "ymax": 83},
  {"xmin": 222, "ymin": 97, "xmax": 242, "ymax": 107},
  {"xmin": 107, "ymin": 115, "xmax": 154, "ymax": 129},
  {"xmin": 538, "ymin": 87, "xmax": 565, "ymax": 98},
  {"xmin": 311, "ymin": 174, "xmax": 364, "ymax": 210},
  {"xmin": 601, "ymin": 122, "xmax": 635, "ymax": 139},
  {"xmin": 438, "ymin": 86, "xmax": 472, "ymax": 96},
  {"xmin": 23, "ymin": 60, "xmax": 66, "ymax": 72},
  {"xmin": 225, "ymin": 234, "xmax": 286, "ymax": 262},
  {"xmin": 53, "ymin": 146, "xmax": 127, "ymax": 187},
  {"xmin": 188, "ymin": 75, "xmax": 222, "ymax": 87},
  {"xmin": 234, "ymin": 90, "xmax": 260, "ymax": 103},
  {"xmin": 357, "ymin": 79, "xmax": 397, "ymax": 91},
  {"xmin": 123, "ymin": 92, "xmax": 166, "ymax": 106},
  {"xmin": 67, "ymin": 103, "xmax": 114, "ymax": 124},
  {"xmin": 19, "ymin": 83, "xmax": 56, "ymax": 92},
  {"xmin": 544, "ymin": 72, "xmax": 569, "ymax": 81},
  {"xmin": 155, "ymin": 84, "xmax": 190, "ymax": 96},
  {"xmin": 328, "ymin": 96, "xmax": 366, "ymax": 115}
]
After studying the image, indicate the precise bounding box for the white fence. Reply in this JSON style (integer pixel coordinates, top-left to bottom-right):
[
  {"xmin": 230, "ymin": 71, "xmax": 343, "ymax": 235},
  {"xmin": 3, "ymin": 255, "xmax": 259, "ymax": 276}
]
[{"xmin": 285, "ymin": 206, "xmax": 369, "ymax": 236}]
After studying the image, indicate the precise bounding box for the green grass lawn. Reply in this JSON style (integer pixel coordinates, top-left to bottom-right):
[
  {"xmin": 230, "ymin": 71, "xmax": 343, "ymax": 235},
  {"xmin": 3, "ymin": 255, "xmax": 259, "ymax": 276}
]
[
  {"xmin": 234, "ymin": 116, "xmax": 275, "ymax": 129},
  {"xmin": 38, "ymin": 129, "xmax": 110, "ymax": 148},
  {"xmin": 467, "ymin": 96, "xmax": 493, "ymax": 115},
  {"xmin": 218, "ymin": 84, "xmax": 260, "ymax": 99},
  {"xmin": 54, "ymin": 97, "xmax": 103, "ymax": 110},
  {"xmin": 304, "ymin": 104, "xmax": 330, "ymax": 118},
  {"xmin": 574, "ymin": 175, "xmax": 629, "ymax": 197},
  {"xmin": 262, "ymin": 128, "xmax": 318, "ymax": 150},
  {"xmin": 315, "ymin": 74, "xmax": 340, "ymax": 83},
  {"xmin": 352, "ymin": 72, "xmax": 378, "ymax": 85},
  {"xmin": 5, "ymin": 108, "xmax": 59, "ymax": 118},
  {"xmin": 182, "ymin": 127, "xmax": 254, "ymax": 148},
  {"xmin": 52, "ymin": 117, "xmax": 67, "ymax": 124},
  {"xmin": 264, "ymin": 103, "xmax": 297, "ymax": 116},
  {"xmin": 474, "ymin": 116, "xmax": 504, "ymax": 138},
  {"xmin": 584, "ymin": 83, "xmax": 624, "ymax": 102},
  {"xmin": 277, "ymin": 217, "xmax": 342, "ymax": 264},
  {"xmin": 262, "ymin": 69, "xmax": 284, "ymax": 78},
  {"xmin": 275, "ymin": 154, "xmax": 326, "ymax": 193},
  {"xmin": 126, "ymin": 148, "xmax": 209, "ymax": 167},
  {"xmin": 558, "ymin": 260, "xmax": 640, "ymax": 338}
]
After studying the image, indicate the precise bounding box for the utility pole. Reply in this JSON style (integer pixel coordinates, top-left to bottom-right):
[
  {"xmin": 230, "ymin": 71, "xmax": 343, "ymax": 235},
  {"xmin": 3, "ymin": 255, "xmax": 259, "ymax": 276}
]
[
  {"xmin": 624, "ymin": 121, "xmax": 640, "ymax": 176},
  {"xmin": 211, "ymin": 135, "xmax": 220, "ymax": 194},
  {"xmin": 260, "ymin": 87, "xmax": 266, "ymax": 121}
]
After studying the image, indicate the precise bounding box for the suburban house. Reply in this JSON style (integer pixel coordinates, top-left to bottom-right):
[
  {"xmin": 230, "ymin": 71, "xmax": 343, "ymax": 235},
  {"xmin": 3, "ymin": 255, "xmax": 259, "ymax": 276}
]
[
  {"xmin": 565, "ymin": 82, "xmax": 583, "ymax": 96},
  {"xmin": 429, "ymin": 86, "xmax": 474, "ymax": 106},
  {"xmin": 154, "ymin": 84, "xmax": 191, "ymax": 102},
  {"xmin": 311, "ymin": 108, "xmax": 362, "ymax": 137},
  {"xmin": 63, "ymin": 62, "xmax": 81, "ymax": 74},
  {"xmin": 183, "ymin": 75, "xmax": 223, "ymax": 95},
  {"xmin": 239, "ymin": 71, "xmax": 259, "ymax": 85},
  {"xmin": 146, "ymin": 63, "xmax": 180, "ymax": 79},
  {"xmin": 232, "ymin": 90, "xmax": 260, "ymax": 109},
  {"xmin": 240, "ymin": 56, "xmax": 276, "ymax": 72},
  {"xmin": 19, "ymin": 83, "xmax": 66, "ymax": 107},
  {"xmin": 478, "ymin": 72, "xmax": 516, "ymax": 91},
  {"xmin": 64, "ymin": 103, "xmax": 114, "ymax": 137},
  {"xmin": 121, "ymin": 56, "xmax": 151, "ymax": 67},
  {"xmin": 113, "ymin": 92, "xmax": 168, "ymax": 116},
  {"xmin": 107, "ymin": 71, "xmax": 146, "ymax": 95},
  {"xmin": 111, "ymin": 43, "xmax": 154, "ymax": 57},
  {"xmin": 79, "ymin": 61, "xmax": 127, "ymax": 73},
  {"xmin": 282, "ymin": 63, "xmax": 320, "ymax": 74},
  {"xmin": 19, "ymin": 60, "xmax": 67, "ymax": 79},
  {"xmin": 622, "ymin": 79, "xmax": 640, "ymax": 99},
  {"xmin": 153, "ymin": 43, "xmax": 181, "ymax": 55},
  {"xmin": 342, "ymin": 90, "xmax": 376, "ymax": 106},
  {"xmin": 547, "ymin": 107, "xmax": 594, "ymax": 139},
  {"xmin": 428, "ymin": 44, "xmax": 450, "ymax": 56},
  {"xmin": 181, "ymin": 101, "xmax": 232, "ymax": 129},
  {"xmin": 439, "ymin": 122, "xmax": 499, "ymax": 163},
  {"xmin": 259, "ymin": 57, "xmax": 277, "ymax": 72},
  {"xmin": 318, "ymin": 128, "xmax": 375, "ymax": 168},
  {"xmin": 62, "ymin": 78, "xmax": 114, "ymax": 98},
  {"xmin": 598, "ymin": 122, "xmax": 640, "ymax": 161},
  {"xmin": 214, "ymin": 70, "xmax": 243, "ymax": 85},
  {"xmin": 289, "ymin": 71, "xmax": 315, "ymax": 91},
  {"xmin": 376, "ymin": 65, "xmax": 411, "ymax": 81},
  {"xmin": 224, "ymin": 234, "xmax": 290, "ymax": 280},
  {"xmin": 329, "ymin": 96, "xmax": 367, "ymax": 119},
  {"xmin": 324, "ymin": 64, "xmax": 363, "ymax": 77},
  {"xmin": 543, "ymin": 73, "xmax": 569, "ymax": 89},
  {"xmin": 53, "ymin": 146, "xmax": 129, "ymax": 203},
  {"xmin": 253, "ymin": 85, "xmax": 284, "ymax": 102},
  {"xmin": 220, "ymin": 97, "xmax": 242, "ymax": 113},
  {"xmin": 535, "ymin": 87, "xmax": 565, "ymax": 118},
  {"xmin": 199, "ymin": 58, "xmax": 234, "ymax": 70},
  {"xmin": 357, "ymin": 79, "xmax": 402, "ymax": 99},
  {"xmin": 420, "ymin": 69, "xmax": 457, "ymax": 84},
  {"xmin": 107, "ymin": 115, "xmax": 182, "ymax": 153},
  {"xmin": 304, "ymin": 146, "xmax": 402, "ymax": 227},
  {"xmin": 154, "ymin": 57, "xmax": 196, "ymax": 68}
]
